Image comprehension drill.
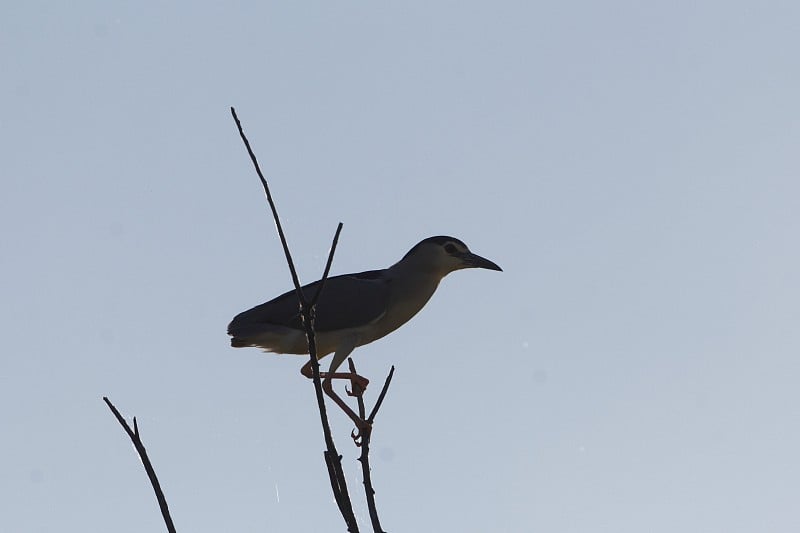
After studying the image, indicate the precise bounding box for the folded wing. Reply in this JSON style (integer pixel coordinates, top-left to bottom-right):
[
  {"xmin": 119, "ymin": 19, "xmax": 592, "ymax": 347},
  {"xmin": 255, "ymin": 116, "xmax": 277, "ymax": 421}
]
[{"xmin": 227, "ymin": 270, "xmax": 389, "ymax": 339}]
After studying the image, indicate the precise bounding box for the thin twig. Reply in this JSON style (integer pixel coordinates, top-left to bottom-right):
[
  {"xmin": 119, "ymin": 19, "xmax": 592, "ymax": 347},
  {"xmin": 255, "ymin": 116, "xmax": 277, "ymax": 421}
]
[
  {"xmin": 230, "ymin": 107, "xmax": 305, "ymax": 303},
  {"xmin": 368, "ymin": 367, "xmax": 395, "ymax": 424},
  {"xmin": 347, "ymin": 359, "xmax": 394, "ymax": 533},
  {"xmin": 301, "ymin": 230, "xmax": 359, "ymax": 531},
  {"xmin": 230, "ymin": 107, "xmax": 359, "ymax": 532},
  {"xmin": 103, "ymin": 397, "xmax": 177, "ymax": 533},
  {"xmin": 311, "ymin": 223, "xmax": 343, "ymax": 306}
]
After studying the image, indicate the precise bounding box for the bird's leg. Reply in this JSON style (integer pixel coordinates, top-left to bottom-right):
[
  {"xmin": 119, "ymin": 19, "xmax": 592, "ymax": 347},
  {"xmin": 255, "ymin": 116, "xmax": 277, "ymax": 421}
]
[
  {"xmin": 300, "ymin": 342, "xmax": 370, "ymax": 429},
  {"xmin": 337, "ymin": 373, "xmax": 369, "ymax": 396},
  {"xmin": 300, "ymin": 362, "xmax": 370, "ymax": 394},
  {"xmin": 322, "ymin": 378, "xmax": 371, "ymax": 431},
  {"xmin": 299, "ymin": 362, "xmax": 369, "ymax": 430}
]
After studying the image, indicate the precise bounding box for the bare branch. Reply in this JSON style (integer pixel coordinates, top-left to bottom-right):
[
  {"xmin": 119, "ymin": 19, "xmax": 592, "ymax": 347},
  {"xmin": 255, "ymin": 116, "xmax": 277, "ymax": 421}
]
[
  {"xmin": 103, "ymin": 397, "xmax": 177, "ymax": 533},
  {"xmin": 229, "ymin": 107, "xmax": 305, "ymax": 305},
  {"xmin": 368, "ymin": 367, "xmax": 395, "ymax": 424},
  {"xmin": 230, "ymin": 108, "xmax": 359, "ymax": 532},
  {"xmin": 347, "ymin": 359, "xmax": 393, "ymax": 533},
  {"xmin": 302, "ymin": 227, "xmax": 359, "ymax": 531},
  {"xmin": 311, "ymin": 222, "xmax": 344, "ymax": 306}
]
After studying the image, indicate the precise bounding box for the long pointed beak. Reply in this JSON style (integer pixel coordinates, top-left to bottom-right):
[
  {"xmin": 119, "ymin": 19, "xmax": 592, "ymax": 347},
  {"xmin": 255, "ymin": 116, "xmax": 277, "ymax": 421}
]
[{"xmin": 461, "ymin": 252, "xmax": 503, "ymax": 272}]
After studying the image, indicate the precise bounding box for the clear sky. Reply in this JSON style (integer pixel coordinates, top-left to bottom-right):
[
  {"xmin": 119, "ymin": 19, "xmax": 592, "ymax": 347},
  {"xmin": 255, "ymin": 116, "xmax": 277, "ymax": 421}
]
[{"xmin": 2, "ymin": 2, "xmax": 799, "ymax": 532}]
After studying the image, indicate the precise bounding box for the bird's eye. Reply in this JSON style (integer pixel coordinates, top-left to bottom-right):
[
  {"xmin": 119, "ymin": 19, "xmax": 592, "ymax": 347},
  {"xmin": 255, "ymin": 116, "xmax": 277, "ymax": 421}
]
[{"xmin": 444, "ymin": 243, "xmax": 457, "ymax": 254}]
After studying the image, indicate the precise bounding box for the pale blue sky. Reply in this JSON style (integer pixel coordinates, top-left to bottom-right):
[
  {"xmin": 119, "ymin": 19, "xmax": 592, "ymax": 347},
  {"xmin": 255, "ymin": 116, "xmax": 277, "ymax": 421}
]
[{"xmin": 2, "ymin": 2, "xmax": 799, "ymax": 532}]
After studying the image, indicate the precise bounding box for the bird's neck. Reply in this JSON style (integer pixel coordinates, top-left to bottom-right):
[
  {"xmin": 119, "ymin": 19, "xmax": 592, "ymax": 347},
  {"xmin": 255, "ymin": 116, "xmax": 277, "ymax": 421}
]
[{"xmin": 385, "ymin": 260, "xmax": 444, "ymax": 317}]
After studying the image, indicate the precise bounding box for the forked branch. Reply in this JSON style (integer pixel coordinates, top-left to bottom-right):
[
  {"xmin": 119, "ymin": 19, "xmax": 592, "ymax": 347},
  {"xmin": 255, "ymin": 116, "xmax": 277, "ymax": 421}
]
[
  {"xmin": 348, "ymin": 358, "xmax": 395, "ymax": 533},
  {"xmin": 230, "ymin": 107, "xmax": 359, "ymax": 531},
  {"xmin": 103, "ymin": 396, "xmax": 177, "ymax": 533}
]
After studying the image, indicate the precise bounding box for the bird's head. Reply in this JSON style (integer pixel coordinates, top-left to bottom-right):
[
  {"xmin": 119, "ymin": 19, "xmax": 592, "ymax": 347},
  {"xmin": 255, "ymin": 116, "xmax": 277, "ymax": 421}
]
[{"xmin": 399, "ymin": 236, "xmax": 502, "ymax": 277}]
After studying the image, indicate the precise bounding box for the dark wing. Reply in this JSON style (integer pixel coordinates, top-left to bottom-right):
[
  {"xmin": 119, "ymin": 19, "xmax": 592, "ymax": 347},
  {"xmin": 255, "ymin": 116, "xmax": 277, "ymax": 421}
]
[{"xmin": 227, "ymin": 270, "xmax": 389, "ymax": 335}]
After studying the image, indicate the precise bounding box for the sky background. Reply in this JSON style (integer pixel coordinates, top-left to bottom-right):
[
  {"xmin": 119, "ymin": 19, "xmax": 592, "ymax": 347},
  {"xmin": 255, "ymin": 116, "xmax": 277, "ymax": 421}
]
[{"xmin": 2, "ymin": 2, "xmax": 799, "ymax": 532}]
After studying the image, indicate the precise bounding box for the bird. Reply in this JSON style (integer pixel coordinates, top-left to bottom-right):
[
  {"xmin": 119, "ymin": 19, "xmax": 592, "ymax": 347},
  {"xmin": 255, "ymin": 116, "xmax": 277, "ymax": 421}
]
[{"xmin": 227, "ymin": 235, "xmax": 501, "ymax": 423}]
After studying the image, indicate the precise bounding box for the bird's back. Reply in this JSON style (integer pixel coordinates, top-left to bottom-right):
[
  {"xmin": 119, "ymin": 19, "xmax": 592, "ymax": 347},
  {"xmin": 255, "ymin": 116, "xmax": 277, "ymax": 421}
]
[{"xmin": 228, "ymin": 270, "xmax": 390, "ymax": 352}]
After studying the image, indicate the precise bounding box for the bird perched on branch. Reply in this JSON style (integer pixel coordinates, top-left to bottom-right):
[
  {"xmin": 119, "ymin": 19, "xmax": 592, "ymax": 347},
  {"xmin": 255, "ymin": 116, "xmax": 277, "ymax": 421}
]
[{"xmin": 228, "ymin": 236, "xmax": 501, "ymax": 419}]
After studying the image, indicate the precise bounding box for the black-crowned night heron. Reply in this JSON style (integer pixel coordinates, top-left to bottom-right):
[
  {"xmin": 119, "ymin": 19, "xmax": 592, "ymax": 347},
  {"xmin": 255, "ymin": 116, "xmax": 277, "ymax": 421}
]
[{"xmin": 228, "ymin": 236, "xmax": 501, "ymax": 421}]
